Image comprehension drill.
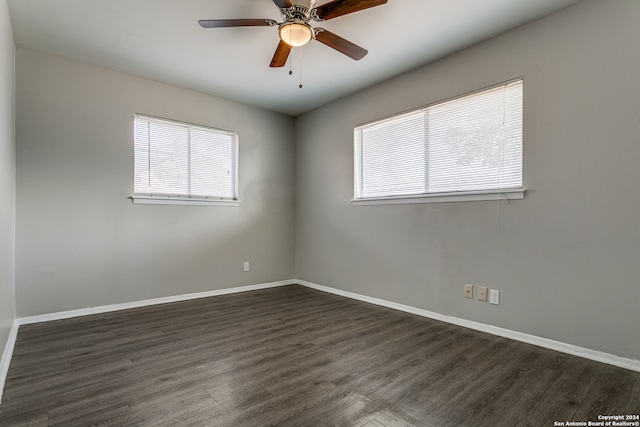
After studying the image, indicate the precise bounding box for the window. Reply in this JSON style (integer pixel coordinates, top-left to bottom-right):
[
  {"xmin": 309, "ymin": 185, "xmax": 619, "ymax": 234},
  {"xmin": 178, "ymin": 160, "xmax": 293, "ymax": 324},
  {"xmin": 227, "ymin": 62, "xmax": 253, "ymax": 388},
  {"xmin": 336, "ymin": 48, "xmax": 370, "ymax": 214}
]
[
  {"xmin": 132, "ymin": 115, "xmax": 239, "ymax": 206},
  {"xmin": 354, "ymin": 80, "xmax": 523, "ymax": 204}
]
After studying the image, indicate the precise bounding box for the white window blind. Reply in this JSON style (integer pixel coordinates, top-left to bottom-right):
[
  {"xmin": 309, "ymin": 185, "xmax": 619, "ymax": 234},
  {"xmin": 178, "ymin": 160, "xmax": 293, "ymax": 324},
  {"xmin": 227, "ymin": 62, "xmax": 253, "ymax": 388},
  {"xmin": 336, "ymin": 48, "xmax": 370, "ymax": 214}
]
[
  {"xmin": 133, "ymin": 115, "xmax": 238, "ymax": 201},
  {"xmin": 354, "ymin": 80, "xmax": 523, "ymax": 201}
]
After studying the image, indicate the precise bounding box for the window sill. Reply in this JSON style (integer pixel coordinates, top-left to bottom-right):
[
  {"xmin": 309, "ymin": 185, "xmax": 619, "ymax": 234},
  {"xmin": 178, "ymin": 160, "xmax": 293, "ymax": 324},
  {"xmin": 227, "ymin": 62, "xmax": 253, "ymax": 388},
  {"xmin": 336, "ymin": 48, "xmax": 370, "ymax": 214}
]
[
  {"xmin": 351, "ymin": 188, "xmax": 525, "ymax": 206},
  {"xmin": 131, "ymin": 195, "xmax": 241, "ymax": 207}
]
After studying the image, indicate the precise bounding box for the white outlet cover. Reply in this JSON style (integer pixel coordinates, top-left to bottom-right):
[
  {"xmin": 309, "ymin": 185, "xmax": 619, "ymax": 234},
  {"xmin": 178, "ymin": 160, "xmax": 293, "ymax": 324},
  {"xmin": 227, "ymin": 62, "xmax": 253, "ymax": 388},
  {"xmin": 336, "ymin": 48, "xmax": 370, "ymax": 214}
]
[{"xmin": 489, "ymin": 289, "xmax": 500, "ymax": 305}]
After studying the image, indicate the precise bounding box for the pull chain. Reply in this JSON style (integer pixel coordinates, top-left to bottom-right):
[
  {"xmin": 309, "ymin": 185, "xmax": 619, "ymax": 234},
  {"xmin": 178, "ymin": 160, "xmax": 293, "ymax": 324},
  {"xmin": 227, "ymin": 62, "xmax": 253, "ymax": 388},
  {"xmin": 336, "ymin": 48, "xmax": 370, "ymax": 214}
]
[
  {"xmin": 286, "ymin": 46, "xmax": 303, "ymax": 89},
  {"xmin": 299, "ymin": 46, "xmax": 303, "ymax": 89},
  {"xmin": 288, "ymin": 29, "xmax": 294, "ymax": 76}
]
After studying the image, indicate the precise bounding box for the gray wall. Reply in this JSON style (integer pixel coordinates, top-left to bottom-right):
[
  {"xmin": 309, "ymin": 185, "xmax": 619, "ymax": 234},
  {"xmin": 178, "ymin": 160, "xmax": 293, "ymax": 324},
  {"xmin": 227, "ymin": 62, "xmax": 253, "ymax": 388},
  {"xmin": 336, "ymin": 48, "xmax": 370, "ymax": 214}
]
[
  {"xmin": 295, "ymin": 0, "xmax": 640, "ymax": 361},
  {"xmin": 10, "ymin": 0, "xmax": 640, "ymax": 363},
  {"xmin": 0, "ymin": 0, "xmax": 15, "ymax": 361},
  {"xmin": 15, "ymin": 49, "xmax": 295, "ymax": 317}
]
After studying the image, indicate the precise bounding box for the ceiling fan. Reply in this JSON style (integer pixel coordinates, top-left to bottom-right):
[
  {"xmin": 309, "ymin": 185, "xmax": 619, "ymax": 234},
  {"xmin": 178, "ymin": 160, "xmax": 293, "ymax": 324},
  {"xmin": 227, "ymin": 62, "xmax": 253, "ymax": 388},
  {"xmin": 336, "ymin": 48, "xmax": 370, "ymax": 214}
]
[{"xmin": 198, "ymin": 0, "xmax": 388, "ymax": 67}]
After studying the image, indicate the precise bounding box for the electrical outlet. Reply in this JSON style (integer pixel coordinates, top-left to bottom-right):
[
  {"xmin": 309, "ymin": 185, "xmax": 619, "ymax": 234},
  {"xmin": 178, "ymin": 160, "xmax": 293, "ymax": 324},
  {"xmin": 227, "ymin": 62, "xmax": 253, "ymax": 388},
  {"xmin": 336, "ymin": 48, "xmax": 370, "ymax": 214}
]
[
  {"xmin": 478, "ymin": 286, "xmax": 488, "ymax": 302},
  {"xmin": 243, "ymin": 261, "xmax": 250, "ymax": 272},
  {"xmin": 464, "ymin": 284, "xmax": 473, "ymax": 299},
  {"xmin": 490, "ymin": 289, "xmax": 500, "ymax": 305}
]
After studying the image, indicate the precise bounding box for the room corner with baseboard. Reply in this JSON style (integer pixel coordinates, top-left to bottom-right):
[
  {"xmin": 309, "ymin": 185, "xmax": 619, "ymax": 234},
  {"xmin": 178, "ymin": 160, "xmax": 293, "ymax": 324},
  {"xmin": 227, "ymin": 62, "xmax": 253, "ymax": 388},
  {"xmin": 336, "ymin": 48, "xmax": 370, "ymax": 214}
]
[{"xmin": 0, "ymin": 0, "xmax": 16, "ymax": 406}]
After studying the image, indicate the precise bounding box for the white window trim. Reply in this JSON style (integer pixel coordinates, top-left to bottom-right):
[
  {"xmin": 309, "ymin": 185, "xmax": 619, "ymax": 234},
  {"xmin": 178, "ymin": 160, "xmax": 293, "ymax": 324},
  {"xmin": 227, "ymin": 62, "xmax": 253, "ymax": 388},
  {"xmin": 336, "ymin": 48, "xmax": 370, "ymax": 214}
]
[
  {"xmin": 351, "ymin": 187, "xmax": 524, "ymax": 206},
  {"xmin": 130, "ymin": 195, "xmax": 241, "ymax": 207}
]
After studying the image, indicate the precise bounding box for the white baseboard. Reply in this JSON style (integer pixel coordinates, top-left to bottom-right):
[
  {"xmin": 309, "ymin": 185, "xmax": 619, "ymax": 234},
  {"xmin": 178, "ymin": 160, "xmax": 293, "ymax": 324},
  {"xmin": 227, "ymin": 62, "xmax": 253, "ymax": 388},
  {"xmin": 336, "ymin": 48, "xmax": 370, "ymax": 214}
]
[
  {"xmin": 0, "ymin": 320, "xmax": 20, "ymax": 404},
  {"xmin": 0, "ymin": 279, "xmax": 296, "ymax": 404},
  {"xmin": 296, "ymin": 279, "xmax": 640, "ymax": 373},
  {"xmin": 2, "ymin": 276, "xmax": 638, "ymax": 404},
  {"xmin": 18, "ymin": 279, "xmax": 297, "ymax": 326}
]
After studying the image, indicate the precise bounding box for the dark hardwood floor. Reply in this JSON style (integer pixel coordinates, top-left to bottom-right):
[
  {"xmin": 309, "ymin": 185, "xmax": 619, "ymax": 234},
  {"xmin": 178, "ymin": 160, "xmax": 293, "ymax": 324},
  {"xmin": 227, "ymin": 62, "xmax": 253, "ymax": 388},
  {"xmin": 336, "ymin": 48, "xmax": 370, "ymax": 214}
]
[{"xmin": 0, "ymin": 284, "xmax": 638, "ymax": 426}]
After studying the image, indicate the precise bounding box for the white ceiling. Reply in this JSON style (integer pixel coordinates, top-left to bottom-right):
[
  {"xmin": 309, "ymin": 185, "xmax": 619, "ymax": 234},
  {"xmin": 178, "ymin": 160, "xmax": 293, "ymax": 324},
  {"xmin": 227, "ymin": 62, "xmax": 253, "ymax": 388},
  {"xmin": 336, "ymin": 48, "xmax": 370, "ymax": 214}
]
[{"xmin": 8, "ymin": 0, "xmax": 582, "ymax": 116}]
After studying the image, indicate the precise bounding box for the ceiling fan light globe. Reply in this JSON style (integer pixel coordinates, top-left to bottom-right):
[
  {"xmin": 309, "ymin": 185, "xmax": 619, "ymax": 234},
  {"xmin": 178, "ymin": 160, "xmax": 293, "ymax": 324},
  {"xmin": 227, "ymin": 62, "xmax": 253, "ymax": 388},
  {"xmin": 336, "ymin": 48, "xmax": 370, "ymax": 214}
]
[{"xmin": 280, "ymin": 23, "xmax": 313, "ymax": 47}]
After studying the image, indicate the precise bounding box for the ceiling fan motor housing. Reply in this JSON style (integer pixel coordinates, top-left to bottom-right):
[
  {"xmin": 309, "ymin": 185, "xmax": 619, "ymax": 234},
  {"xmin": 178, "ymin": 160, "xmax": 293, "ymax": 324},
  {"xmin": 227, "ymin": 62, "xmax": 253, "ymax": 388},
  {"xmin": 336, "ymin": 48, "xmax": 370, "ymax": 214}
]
[
  {"xmin": 290, "ymin": 0, "xmax": 317, "ymax": 10},
  {"xmin": 281, "ymin": 0, "xmax": 317, "ymax": 22}
]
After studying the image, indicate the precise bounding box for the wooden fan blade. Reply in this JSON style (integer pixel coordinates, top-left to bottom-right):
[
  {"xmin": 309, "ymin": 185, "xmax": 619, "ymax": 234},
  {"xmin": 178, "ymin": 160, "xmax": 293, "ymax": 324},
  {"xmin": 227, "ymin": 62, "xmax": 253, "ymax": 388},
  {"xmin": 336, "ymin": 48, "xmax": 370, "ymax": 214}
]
[
  {"xmin": 315, "ymin": 29, "xmax": 368, "ymax": 60},
  {"xmin": 313, "ymin": 0, "xmax": 387, "ymax": 21},
  {"xmin": 198, "ymin": 19, "xmax": 276, "ymax": 28},
  {"xmin": 270, "ymin": 40, "xmax": 292, "ymax": 67},
  {"xmin": 272, "ymin": 0, "xmax": 293, "ymax": 8}
]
